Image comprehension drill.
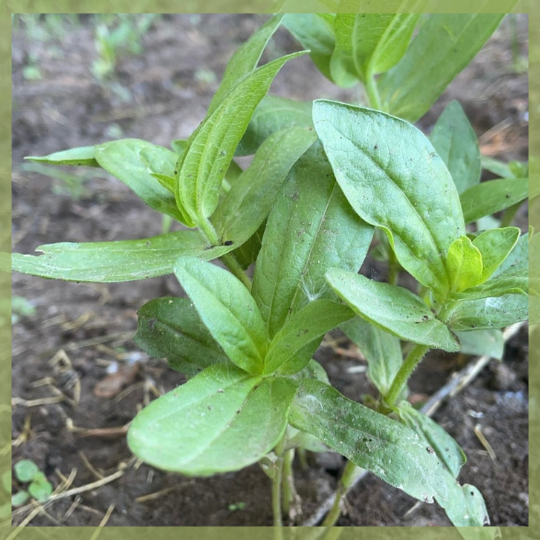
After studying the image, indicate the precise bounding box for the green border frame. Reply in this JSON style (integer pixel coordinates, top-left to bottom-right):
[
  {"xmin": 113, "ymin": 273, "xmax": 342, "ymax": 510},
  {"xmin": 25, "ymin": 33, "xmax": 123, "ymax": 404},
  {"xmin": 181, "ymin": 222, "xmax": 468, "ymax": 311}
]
[{"xmin": 0, "ymin": 1, "xmax": 536, "ymax": 539}]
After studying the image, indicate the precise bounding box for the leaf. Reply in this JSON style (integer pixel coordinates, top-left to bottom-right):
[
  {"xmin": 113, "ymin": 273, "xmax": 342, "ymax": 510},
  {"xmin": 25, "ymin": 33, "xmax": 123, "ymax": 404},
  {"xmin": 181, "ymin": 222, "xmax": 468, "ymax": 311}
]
[
  {"xmin": 491, "ymin": 232, "xmax": 528, "ymax": 280},
  {"xmin": 398, "ymin": 401, "xmax": 466, "ymax": 478},
  {"xmin": 236, "ymin": 95, "xmax": 313, "ymax": 156},
  {"xmin": 231, "ymin": 222, "xmax": 265, "ymax": 270},
  {"xmin": 14, "ymin": 460, "xmax": 39, "ymax": 483},
  {"xmin": 251, "ymin": 142, "xmax": 373, "ymax": 338},
  {"xmin": 206, "ymin": 14, "xmax": 284, "ymax": 115},
  {"xmin": 430, "ymin": 101, "xmax": 481, "ymax": 194},
  {"xmin": 134, "ymin": 297, "xmax": 230, "ymax": 377},
  {"xmin": 330, "ymin": 15, "xmax": 360, "ymax": 87},
  {"xmin": 213, "ymin": 127, "xmax": 317, "ymax": 247},
  {"xmin": 128, "ymin": 364, "xmax": 297, "ymax": 475},
  {"xmin": 282, "ymin": 14, "xmax": 336, "ymax": 83},
  {"xmin": 446, "ymin": 236, "xmax": 483, "ymax": 293},
  {"xmin": 341, "ymin": 317, "xmax": 402, "ymax": 395},
  {"xmin": 25, "ymin": 146, "xmax": 99, "ymax": 167},
  {"xmin": 174, "ymin": 256, "xmax": 268, "ymax": 375},
  {"xmin": 28, "ymin": 473, "xmax": 53, "ymax": 502},
  {"xmin": 455, "ymin": 329, "xmax": 504, "ymax": 360},
  {"xmin": 472, "ymin": 227, "xmax": 520, "ymax": 282},
  {"xmin": 289, "ymin": 379, "xmax": 489, "ymax": 526},
  {"xmin": 443, "ymin": 294, "xmax": 528, "ymax": 332},
  {"xmin": 94, "ymin": 139, "xmax": 193, "ymax": 225},
  {"xmin": 11, "ymin": 491, "xmax": 30, "ymax": 508},
  {"xmin": 264, "ymin": 299, "xmax": 354, "ymax": 375},
  {"xmin": 313, "ymin": 100, "xmax": 465, "ymax": 300},
  {"xmin": 12, "ymin": 230, "xmax": 236, "ymax": 283},
  {"xmin": 351, "ymin": 13, "xmax": 420, "ymax": 80},
  {"xmin": 177, "ymin": 51, "xmax": 307, "ymax": 223},
  {"xmin": 326, "ymin": 269, "xmax": 459, "ymax": 352},
  {"xmin": 460, "ymin": 178, "xmax": 528, "ymax": 224},
  {"xmin": 171, "ymin": 139, "xmax": 187, "ymax": 155},
  {"xmin": 378, "ymin": 14, "xmax": 505, "ymax": 122},
  {"xmin": 481, "ymin": 155, "xmax": 515, "ymax": 179}
]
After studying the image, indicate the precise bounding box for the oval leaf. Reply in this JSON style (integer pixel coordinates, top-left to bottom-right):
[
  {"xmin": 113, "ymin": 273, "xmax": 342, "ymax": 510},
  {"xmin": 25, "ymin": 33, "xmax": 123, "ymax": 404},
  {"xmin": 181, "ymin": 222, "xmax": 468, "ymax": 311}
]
[{"xmin": 25, "ymin": 146, "xmax": 99, "ymax": 167}]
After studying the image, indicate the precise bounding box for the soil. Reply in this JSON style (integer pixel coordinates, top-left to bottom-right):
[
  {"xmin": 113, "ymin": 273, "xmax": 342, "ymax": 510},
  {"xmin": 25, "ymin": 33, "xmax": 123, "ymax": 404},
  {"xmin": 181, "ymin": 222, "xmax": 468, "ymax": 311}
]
[{"xmin": 11, "ymin": 14, "xmax": 529, "ymax": 527}]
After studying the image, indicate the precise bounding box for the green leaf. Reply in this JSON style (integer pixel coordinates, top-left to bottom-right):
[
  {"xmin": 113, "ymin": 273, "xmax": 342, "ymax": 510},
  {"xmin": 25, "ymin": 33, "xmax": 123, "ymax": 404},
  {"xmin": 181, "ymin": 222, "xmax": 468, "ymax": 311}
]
[
  {"xmin": 430, "ymin": 101, "xmax": 481, "ymax": 194},
  {"xmin": 207, "ymin": 14, "xmax": 284, "ymax": 115},
  {"xmin": 398, "ymin": 401, "xmax": 466, "ymax": 478},
  {"xmin": 94, "ymin": 139, "xmax": 193, "ymax": 225},
  {"xmin": 14, "ymin": 460, "xmax": 39, "ymax": 483},
  {"xmin": 446, "ymin": 236, "xmax": 483, "ymax": 293},
  {"xmin": 330, "ymin": 15, "xmax": 360, "ymax": 87},
  {"xmin": 177, "ymin": 51, "xmax": 307, "ymax": 223},
  {"xmin": 351, "ymin": 13, "xmax": 420, "ymax": 80},
  {"xmin": 472, "ymin": 227, "xmax": 520, "ymax": 282},
  {"xmin": 12, "ymin": 231, "xmax": 236, "ymax": 283},
  {"xmin": 264, "ymin": 299, "xmax": 354, "ymax": 375},
  {"xmin": 236, "ymin": 95, "xmax": 313, "ymax": 156},
  {"xmin": 11, "ymin": 491, "xmax": 30, "ymax": 508},
  {"xmin": 378, "ymin": 14, "xmax": 504, "ymax": 122},
  {"xmin": 282, "ymin": 14, "xmax": 336, "ymax": 83},
  {"xmin": 455, "ymin": 329, "xmax": 504, "ymax": 360},
  {"xmin": 28, "ymin": 473, "xmax": 53, "ymax": 502},
  {"xmin": 213, "ymin": 126, "xmax": 317, "ymax": 247},
  {"xmin": 460, "ymin": 178, "xmax": 528, "ymax": 224},
  {"xmin": 313, "ymin": 100, "xmax": 465, "ymax": 300},
  {"xmin": 171, "ymin": 139, "xmax": 187, "ymax": 155},
  {"xmin": 251, "ymin": 142, "xmax": 373, "ymax": 338},
  {"xmin": 341, "ymin": 317, "xmax": 402, "ymax": 395},
  {"xmin": 25, "ymin": 146, "xmax": 99, "ymax": 167},
  {"xmin": 128, "ymin": 364, "xmax": 297, "ymax": 475},
  {"xmin": 326, "ymin": 269, "xmax": 459, "ymax": 352},
  {"xmin": 289, "ymin": 379, "xmax": 489, "ymax": 526},
  {"xmin": 134, "ymin": 297, "xmax": 230, "ymax": 377},
  {"xmin": 231, "ymin": 222, "xmax": 265, "ymax": 270},
  {"xmin": 174, "ymin": 256, "xmax": 268, "ymax": 375},
  {"xmin": 443, "ymin": 294, "xmax": 528, "ymax": 332},
  {"xmin": 480, "ymin": 155, "xmax": 515, "ymax": 179},
  {"xmin": 491, "ymin": 232, "xmax": 528, "ymax": 280}
]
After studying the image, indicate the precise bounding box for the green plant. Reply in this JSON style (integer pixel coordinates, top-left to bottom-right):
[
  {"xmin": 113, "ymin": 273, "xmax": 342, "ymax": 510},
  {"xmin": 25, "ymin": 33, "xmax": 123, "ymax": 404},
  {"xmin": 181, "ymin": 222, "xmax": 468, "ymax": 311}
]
[
  {"xmin": 11, "ymin": 296, "xmax": 36, "ymax": 325},
  {"xmin": 12, "ymin": 14, "xmax": 528, "ymax": 528},
  {"xmin": 11, "ymin": 460, "xmax": 53, "ymax": 506}
]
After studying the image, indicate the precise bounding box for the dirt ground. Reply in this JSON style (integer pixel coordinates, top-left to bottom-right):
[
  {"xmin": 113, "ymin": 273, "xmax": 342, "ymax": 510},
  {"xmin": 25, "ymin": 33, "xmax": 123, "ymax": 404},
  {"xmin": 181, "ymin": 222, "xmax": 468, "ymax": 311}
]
[{"xmin": 11, "ymin": 14, "xmax": 529, "ymax": 527}]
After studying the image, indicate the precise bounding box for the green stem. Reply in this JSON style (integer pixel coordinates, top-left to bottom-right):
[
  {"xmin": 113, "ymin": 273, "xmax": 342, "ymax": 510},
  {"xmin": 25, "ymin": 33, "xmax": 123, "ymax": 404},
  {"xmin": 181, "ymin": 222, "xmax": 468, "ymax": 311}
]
[
  {"xmin": 281, "ymin": 449, "xmax": 295, "ymax": 516},
  {"xmin": 384, "ymin": 344, "xmax": 430, "ymax": 407},
  {"xmin": 272, "ymin": 435, "xmax": 286, "ymax": 529},
  {"xmin": 322, "ymin": 460, "xmax": 359, "ymax": 527},
  {"xmin": 388, "ymin": 249, "xmax": 399, "ymax": 286},
  {"xmin": 365, "ymin": 72, "xmax": 382, "ymax": 111}
]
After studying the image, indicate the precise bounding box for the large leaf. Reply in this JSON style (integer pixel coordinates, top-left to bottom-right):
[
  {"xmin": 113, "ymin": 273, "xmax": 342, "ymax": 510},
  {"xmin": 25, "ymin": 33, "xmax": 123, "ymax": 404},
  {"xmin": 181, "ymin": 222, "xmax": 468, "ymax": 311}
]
[
  {"xmin": 251, "ymin": 142, "xmax": 373, "ymax": 338},
  {"xmin": 128, "ymin": 364, "xmax": 296, "ymax": 475},
  {"xmin": 378, "ymin": 14, "xmax": 504, "ymax": 122},
  {"xmin": 236, "ymin": 95, "xmax": 313, "ymax": 156},
  {"xmin": 430, "ymin": 101, "xmax": 481, "ymax": 194},
  {"xmin": 212, "ymin": 127, "xmax": 317, "ymax": 246},
  {"xmin": 11, "ymin": 231, "xmax": 235, "ymax": 283},
  {"xmin": 207, "ymin": 15, "xmax": 284, "ymax": 115},
  {"xmin": 94, "ymin": 139, "xmax": 191, "ymax": 224},
  {"xmin": 282, "ymin": 14, "xmax": 336, "ymax": 83},
  {"xmin": 264, "ymin": 299, "xmax": 354, "ymax": 375},
  {"xmin": 289, "ymin": 379, "xmax": 489, "ymax": 526},
  {"xmin": 313, "ymin": 100, "xmax": 465, "ymax": 300},
  {"xmin": 326, "ymin": 269, "xmax": 459, "ymax": 352},
  {"xmin": 134, "ymin": 297, "xmax": 230, "ymax": 377},
  {"xmin": 174, "ymin": 256, "xmax": 268, "ymax": 375},
  {"xmin": 25, "ymin": 145, "xmax": 99, "ymax": 167},
  {"xmin": 460, "ymin": 178, "xmax": 528, "ymax": 224},
  {"xmin": 177, "ymin": 51, "xmax": 307, "ymax": 223},
  {"xmin": 341, "ymin": 317, "xmax": 402, "ymax": 395}
]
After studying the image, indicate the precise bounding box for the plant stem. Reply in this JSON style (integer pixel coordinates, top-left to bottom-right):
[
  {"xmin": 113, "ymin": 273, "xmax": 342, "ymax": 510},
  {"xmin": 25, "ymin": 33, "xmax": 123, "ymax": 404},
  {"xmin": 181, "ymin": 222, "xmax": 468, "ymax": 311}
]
[
  {"xmin": 322, "ymin": 460, "xmax": 359, "ymax": 526},
  {"xmin": 272, "ymin": 435, "xmax": 286, "ymax": 529},
  {"xmin": 365, "ymin": 73, "xmax": 382, "ymax": 111},
  {"xmin": 384, "ymin": 344, "xmax": 430, "ymax": 407},
  {"xmin": 281, "ymin": 449, "xmax": 295, "ymax": 516},
  {"xmin": 388, "ymin": 249, "xmax": 399, "ymax": 286}
]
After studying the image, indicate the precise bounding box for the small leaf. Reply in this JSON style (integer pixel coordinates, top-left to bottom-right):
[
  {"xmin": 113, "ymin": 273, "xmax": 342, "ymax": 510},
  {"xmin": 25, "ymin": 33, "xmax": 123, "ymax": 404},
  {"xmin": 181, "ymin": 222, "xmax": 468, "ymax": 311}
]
[
  {"xmin": 12, "ymin": 231, "xmax": 236, "ymax": 283},
  {"xmin": 174, "ymin": 256, "xmax": 268, "ymax": 375},
  {"xmin": 455, "ymin": 329, "xmax": 504, "ymax": 360},
  {"xmin": 313, "ymin": 100, "xmax": 465, "ymax": 300},
  {"xmin": 430, "ymin": 101, "xmax": 481, "ymax": 194},
  {"xmin": 128, "ymin": 364, "xmax": 297, "ymax": 475},
  {"xmin": 264, "ymin": 299, "xmax": 354, "ymax": 375},
  {"xmin": 25, "ymin": 146, "xmax": 99, "ymax": 167},
  {"xmin": 171, "ymin": 139, "xmax": 187, "ymax": 155},
  {"xmin": 341, "ymin": 317, "xmax": 402, "ymax": 395},
  {"xmin": 177, "ymin": 51, "xmax": 307, "ymax": 223},
  {"xmin": 236, "ymin": 95, "xmax": 313, "ymax": 156},
  {"xmin": 481, "ymin": 155, "xmax": 515, "ymax": 179},
  {"xmin": 326, "ymin": 269, "xmax": 459, "ymax": 352},
  {"xmin": 460, "ymin": 178, "xmax": 528, "ymax": 223},
  {"xmin": 134, "ymin": 297, "xmax": 230, "ymax": 377},
  {"xmin": 378, "ymin": 14, "xmax": 505, "ymax": 122},
  {"xmin": 11, "ymin": 491, "xmax": 30, "ymax": 507},
  {"xmin": 472, "ymin": 227, "xmax": 520, "ymax": 282},
  {"xmin": 28, "ymin": 473, "xmax": 53, "ymax": 502},
  {"xmin": 446, "ymin": 236, "xmax": 483, "ymax": 293},
  {"xmin": 14, "ymin": 460, "xmax": 39, "ymax": 483}
]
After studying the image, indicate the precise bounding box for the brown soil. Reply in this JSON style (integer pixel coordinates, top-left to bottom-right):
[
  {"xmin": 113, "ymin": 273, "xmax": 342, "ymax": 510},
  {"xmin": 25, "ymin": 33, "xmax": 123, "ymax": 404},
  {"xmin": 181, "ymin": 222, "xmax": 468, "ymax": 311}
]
[{"xmin": 11, "ymin": 14, "xmax": 529, "ymax": 527}]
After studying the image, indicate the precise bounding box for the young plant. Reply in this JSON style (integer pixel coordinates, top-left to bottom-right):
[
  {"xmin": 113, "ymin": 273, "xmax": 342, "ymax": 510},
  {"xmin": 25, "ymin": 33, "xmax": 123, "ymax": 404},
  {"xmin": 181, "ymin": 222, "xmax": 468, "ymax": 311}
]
[
  {"xmin": 12, "ymin": 14, "xmax": 528, "ymax": 528},
  {"xmin": 11, "ymin": 459, "xmax": 53, "ymax": 506}
]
